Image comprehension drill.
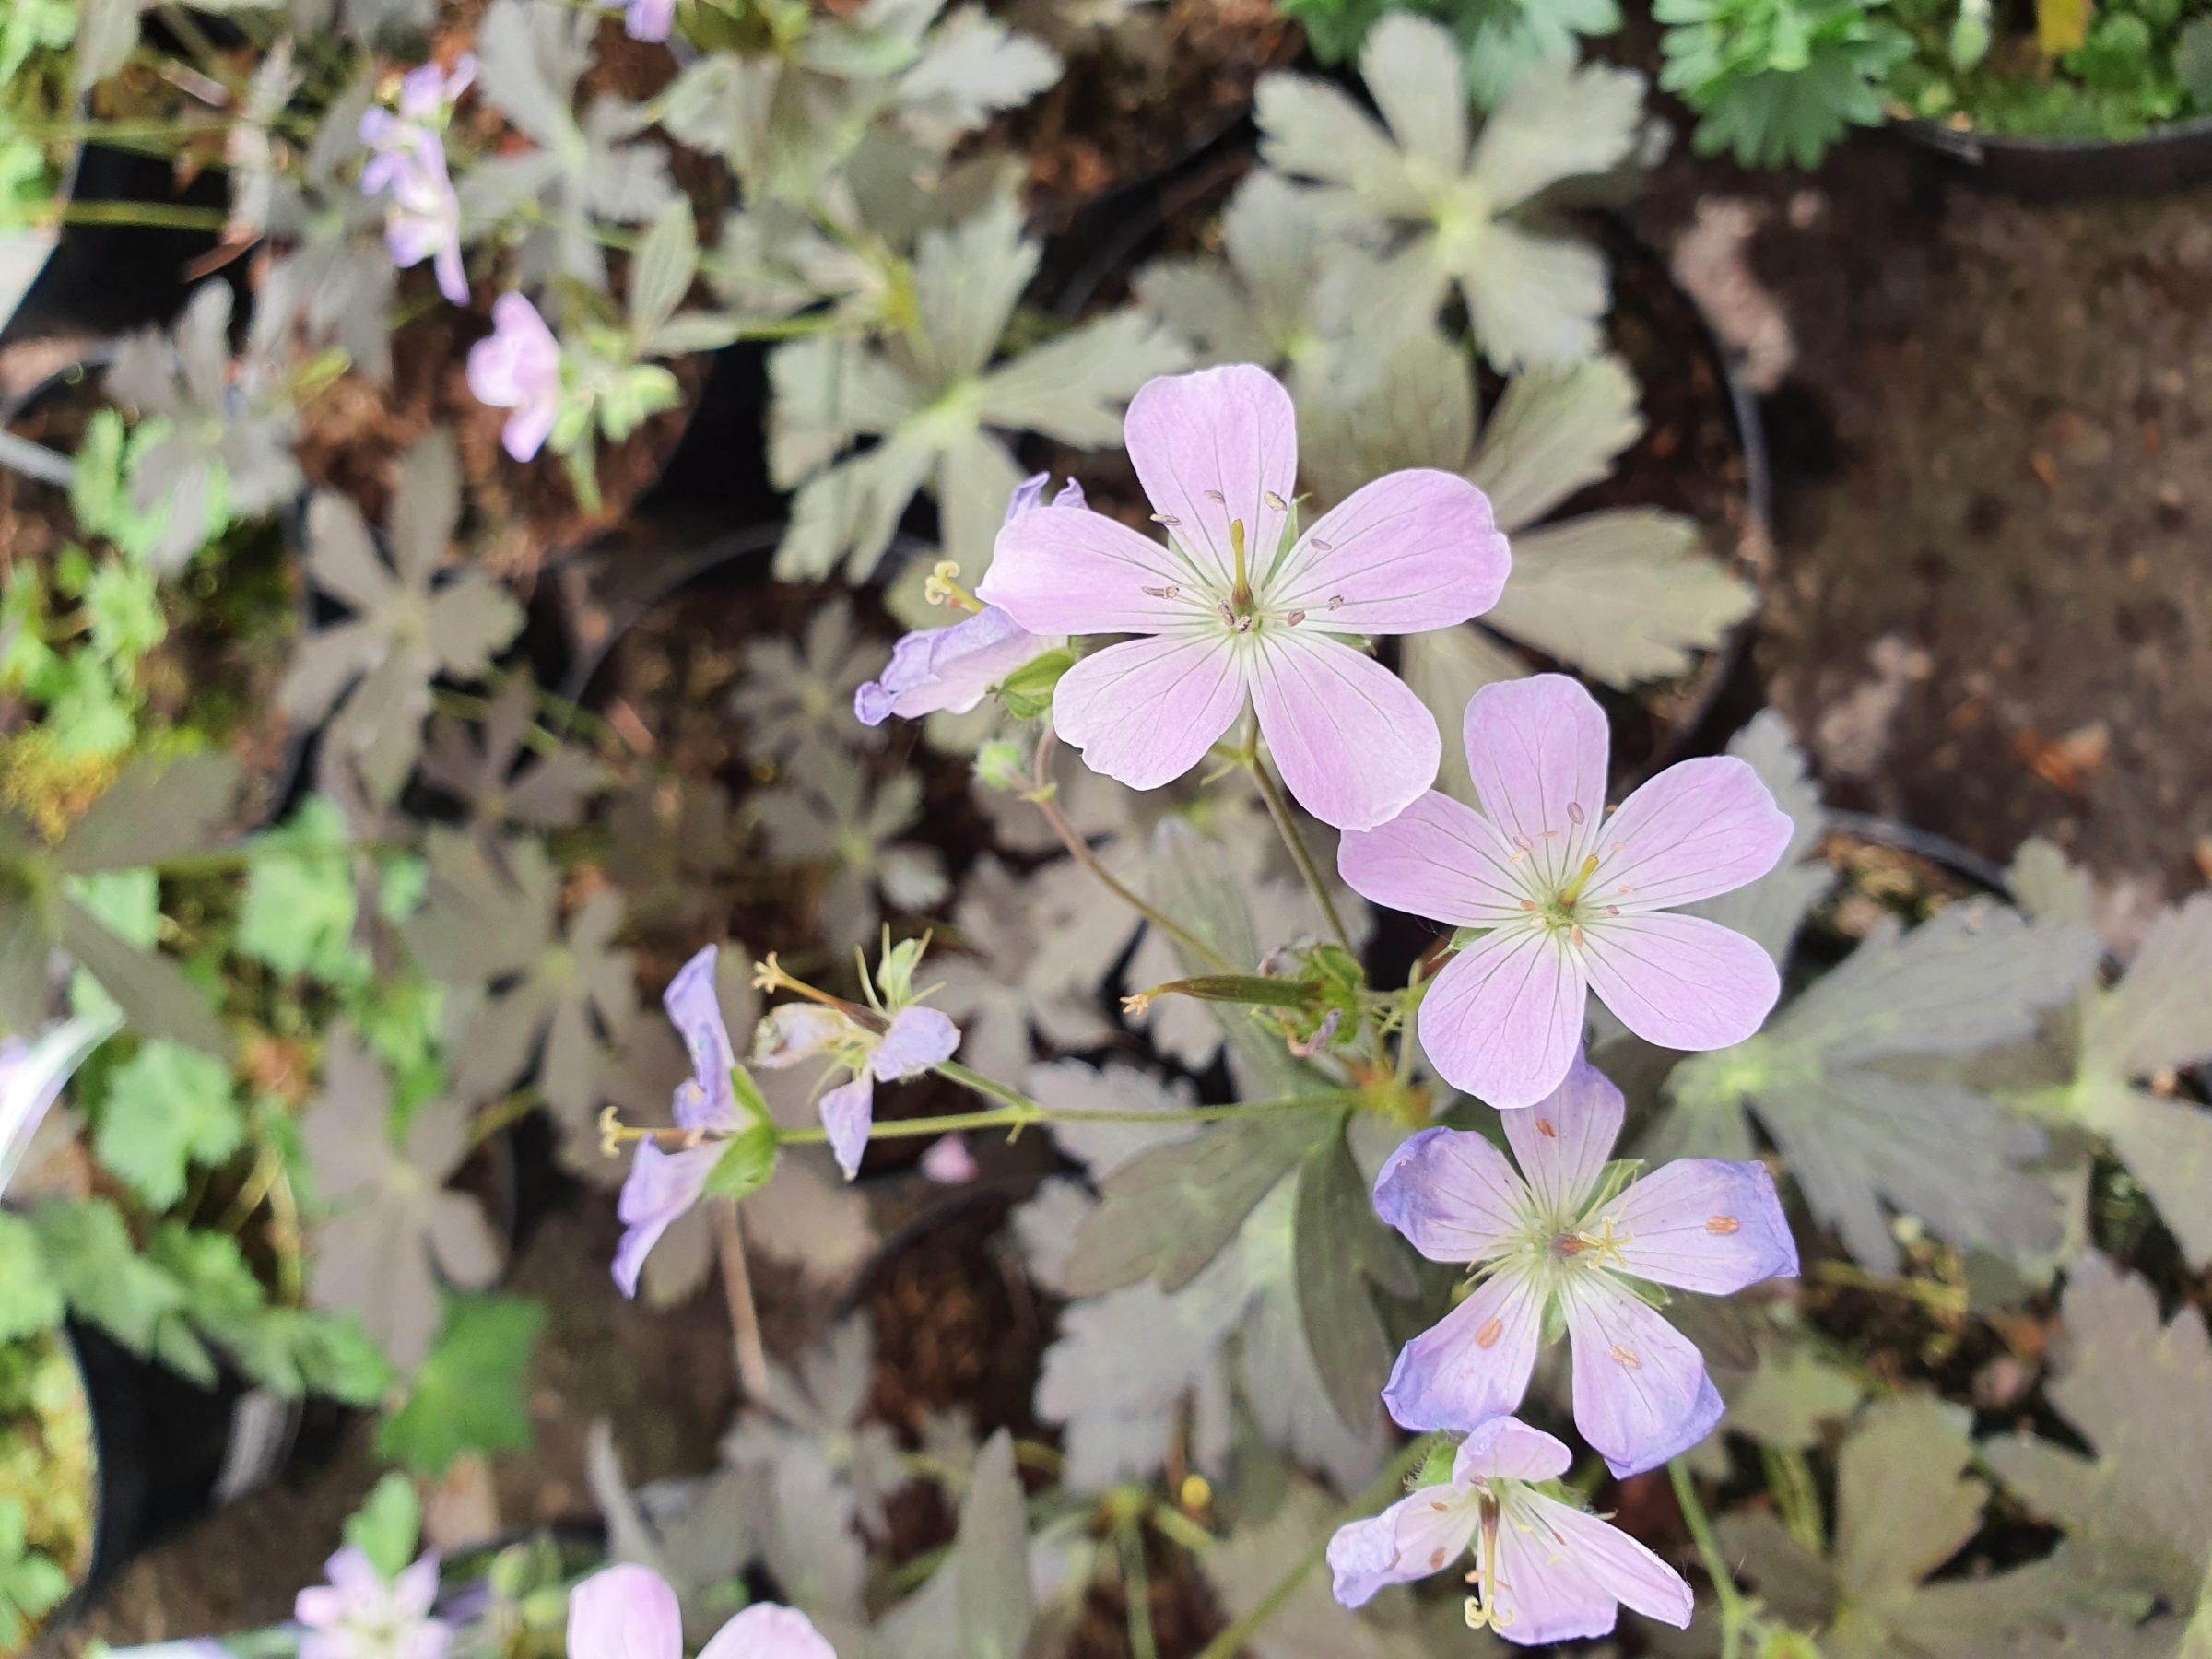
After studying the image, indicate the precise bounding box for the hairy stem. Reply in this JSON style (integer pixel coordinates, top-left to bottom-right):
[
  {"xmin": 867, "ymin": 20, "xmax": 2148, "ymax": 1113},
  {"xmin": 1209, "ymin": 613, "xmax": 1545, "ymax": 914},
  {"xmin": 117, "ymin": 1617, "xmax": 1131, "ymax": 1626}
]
[
  {"xmin": 1191, "ymin": 1435, "xmax": 1439, "ymax": 1659},
  {"xmin": 1669, "ymin": 1458, "xmax": 1753, "ymax": 1659},
  {"xmin": 771, "ymin": 1079, "xmax": 1348, "ymax": 1149},
  {"xmin": 1029, "ymin": 728, "xmax": 1230, "ymax": 971},
  {"xmin": 50, "ymin": 199, "xmax": 231, "ymax": 231},
  {"xmin": 1249, "ymin": 751, "xmax": 1352, "ymax": 955},
  {"xmin": 712, "ymin": 1198, "xmax": 771, "ymax": 1399}
]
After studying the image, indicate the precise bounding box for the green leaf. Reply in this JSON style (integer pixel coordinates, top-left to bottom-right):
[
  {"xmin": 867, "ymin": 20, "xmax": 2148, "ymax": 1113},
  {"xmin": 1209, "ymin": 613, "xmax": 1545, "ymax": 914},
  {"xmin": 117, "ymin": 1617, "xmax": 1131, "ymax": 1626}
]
[
  {"xmin": 83, "ymin": 558, "xmax": 164, "ymax": 668},
  {"xmin": 33, "ymin": 1198, "xmax": 206, "ymax": 1378},
  {"xmin": 377, "ymin": 1293, "xmax": 544, "ymax": 1477},
  {"xmin": 0, "ymin": 1213, "xmax": 61, "ymax": 1343},
  {"xmin": 949, "ymin": 1432, "xmax": 1031, "ymax": 1659},
  {"xmin": 237, "ymin": 795, "xmax": 361, "ymax": 982},
  {"xmin": 994, "ymin": 646, "xmax": 1073, "ymax": 720},
  {"xmin": 1981, "ymin": 1253, "xmax": 2212, "ymax": 1616},
  {"xmin": 1064, "ymin": 1111, "xmax": 1333, "ymax": 1298},
  {"xmin": 1661, "ymin": 899, "xmax": 2100, "ymax": 1275},
  {"xmin": 0, "ymin": 1498, "xmax": 72, "ymax": 1650},
  {"xmin": 344, "ymin": 1473, "xmax": 423, "ymax": 1580},
  {"xmin": 629, "ymin": 198, "xmax": 700, "ymax": 341},
  {"xmin": 1291, "ymin": 1114, "xmax": 1412, "ymax": 1428},
  {"xmin": 702, "ymin": 1123, "xmax": 779, "ymax": 1201},
  {"xmin": 93, "ymin": 1040, "xmax": 245, "ymax": 1209}
]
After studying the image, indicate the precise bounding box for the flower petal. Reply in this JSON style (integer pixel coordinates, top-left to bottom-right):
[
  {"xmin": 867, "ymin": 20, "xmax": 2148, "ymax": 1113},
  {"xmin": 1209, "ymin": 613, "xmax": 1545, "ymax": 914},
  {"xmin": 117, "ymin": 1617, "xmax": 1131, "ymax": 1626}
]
[
  {"xmin": 568, "ymin": 1564, "xmax": 684, "ymax": 1659},
  {"xmin": 820, "ymin": 1076, "xmax": 874, "ymax": 1181},
  {"xmin": 1124, "ymin": 363, "xmax": 1299, "ymax": 594},
  {"xmin": 854, "ymin": 607, "xmax": 1051, "ymax": 725},
  {"xmin": 752, "ymin": 1005, "xmax": 853, "ymax": 1069},
  {"xmin": 1479, "ymin": 1508, "xmax": 1624, "ymax": 1645},
  {"xmin": 1524, "ymin": 1492, "xmax": 1696, "ymax": 1630},
  {"xmin": 1452, "ymin": 1415, "xmax": 1572, "ymax": 1483},
  {"xmin": 1382, "ymin": 1261, "xmax": 1544, "ymax": 1432},
  {"xmin": 1326, "ymin": 1486, "xmax": 1479, "ymax": 1607},
  {"xmin": 613, "ymin": 1141, "xmax": 717, "ymax": 1299},
  {"xmin": 1266, "ymin": 469, "xmax": 1511, "ymax": 635},
  {"xmin": 1580, "ymin": 912, "xmax": 1781, "ymax": 1053},
  {"xmin": 978, "ymin": 504, "xmax": 1211, "ymax": 635},
  {"xmin": 1561, "ymin": 1277, "xmax": 1724, "ymax": 1477},
  {"xmin": 1595, "ymin": 756, "xmax": 1794, "ymax": 913},
  {"xmin": 1249, "ymin": 631, "xmax": 1440, "ymax": 830},
  {"xmin": 1371, "ymin": 1125, "xmax": 1532, "ymax": 1264},
  {"xmin": 1601, "ymin": 1159, "xmax": 1797, "ymax": 1294},
  {"xmin": 1417, "ymin": 924, "xmax": 1589, "ymax": 1110},
  {"xmin": 698, "ymin": 1603, "xmax": 839, "ymax": 1659},
  {"xmin": 665, "ymin": 945, "xmax": 738, "ymax": 1126},
  {"xmin": 1459, "ymin": 673, "xmax": 1610, "ymax": 891},
  {"xmin": 1337, "ymin": 790, "xmax": 1530, "ymax": 927},
  {"xmin": 1501, "ymin": 1052, "xmax": 1624, "ymax": 1220},
  {"xmin": 1052, "ymin": 633, "xmax": 1247, "ymax": 793},
  {"xmin": 872, "ymin": 1006, "xmax": 959, "ymax": 1080}
]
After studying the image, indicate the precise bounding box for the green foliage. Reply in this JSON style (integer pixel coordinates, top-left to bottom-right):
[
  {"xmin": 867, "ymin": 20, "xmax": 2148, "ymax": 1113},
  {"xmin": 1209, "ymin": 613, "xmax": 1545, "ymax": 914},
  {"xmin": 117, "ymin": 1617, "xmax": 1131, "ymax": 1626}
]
[
  {"xmin": 344, "ymin": 1473, "xmax": 425, "ymax": 1580},
  {"xmin": 237, "ymin": 795, "xmax": 363, "ymax": 984},
  {"xmin": 1656, "ymin": 0, "xmax": 1912, "ymax": 168},
  {"xmin": 1277, "ymin": 0, "xmax": 1623, "ymax": 104},
  {"xmin": 0, "ymin": 1217, "xmax": 61, "ymax": 1345},
  {"xmin": 378, "ymin": 1294, "xmax": 545, "ymax": 1477},
  {"xmin": 1887, "ymin": 0, "xmax": 2210, "ymax": 136},
  {"xmin": 0, "ymin": 1498, "xmax": 72, "ymax": 1653},
  {"xmin": 92, "ymin": 1039, "xmax": 246, "ymax": 1209}
]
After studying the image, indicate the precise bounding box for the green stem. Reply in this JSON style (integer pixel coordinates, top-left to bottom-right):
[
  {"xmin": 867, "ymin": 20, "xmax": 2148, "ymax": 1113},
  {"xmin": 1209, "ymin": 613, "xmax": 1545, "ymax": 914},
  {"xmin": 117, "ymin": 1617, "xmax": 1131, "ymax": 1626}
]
[
  {"xmin": 1192, "ymin": 1435, "xmax": 1438, "ymax": 1659},
  {"xmin": 1249, "ymin": 749, "xmax": 1352, "ymax": 956},
  {"xmin": 1763, "ymin": 1445, "xmax": 1825, "ymax": 1556},
  {"xmin": 1030, "ymin": 730, "xmax": 1229, "ymax": 971},
  {"xmin": 1669, "ymin": 1458, "xmax": 1753, "ymax": 1659},
  {"xmin": 772, "ymin": 1080, "xmax": 1347, "ymax": 1149},
  {"xmin": 1119, "ymin": 1518, "xmax": 1160, "ymax": 1659},
  {"xmin": 45, "ymin": 199, "xmax": 231, "ymax": 232}
]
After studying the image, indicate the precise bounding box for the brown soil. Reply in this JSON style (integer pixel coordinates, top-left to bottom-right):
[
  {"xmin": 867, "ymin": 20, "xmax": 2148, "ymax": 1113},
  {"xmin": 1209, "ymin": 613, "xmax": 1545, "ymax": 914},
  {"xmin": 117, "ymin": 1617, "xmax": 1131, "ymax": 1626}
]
[
  {"xmin": 1639, "ymin": 136, "xmax": 2212, "ymax": 897},
  {"xmin": 290, "ymin": 287, "xmax": 707, "ymax": 579},
  {"xmin": 996, "ymin": 0, "xmax": 1300, "ymax": 229}
]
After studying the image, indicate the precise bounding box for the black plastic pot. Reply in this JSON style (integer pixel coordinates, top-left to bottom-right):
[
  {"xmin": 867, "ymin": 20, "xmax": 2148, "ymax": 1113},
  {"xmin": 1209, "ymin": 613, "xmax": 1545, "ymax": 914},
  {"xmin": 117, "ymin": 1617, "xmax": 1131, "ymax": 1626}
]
[
  {"xmin": 60, "ymin": 1320, "xmax": 303, "ymax": 1624},
  {"xmin": 1, "ymin": 140, "xmax": 226, "ymax": 347},
  {"xmin": 1890, "ymin": 112, "xmax": 2212, "ymax": 199}
]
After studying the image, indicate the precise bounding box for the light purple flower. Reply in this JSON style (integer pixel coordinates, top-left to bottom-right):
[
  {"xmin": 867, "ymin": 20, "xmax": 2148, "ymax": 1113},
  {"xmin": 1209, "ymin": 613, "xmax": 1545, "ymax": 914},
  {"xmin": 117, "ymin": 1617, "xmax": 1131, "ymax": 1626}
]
[
  {"xmin": 921, "ymin": 1133, "xmax": 977, "ymax": 1185},
  {"xmin": 855, "ymin": 474, "xmax": 1081, "ymax": 726},
  {"xmin": 976, "ymin": 364, "xmax": 1511, "ymax": 831},
  {"xmin": 0, "ymin": 1014, "xmax": 117, "ymax": 1194},
  {"xmin": 752, "ymin": 1004, "xmax": 856, "ymax": 1066},
  {"xmin": 1326, "ymin": 1418, "xmax": 1691, "ymax": 1645},
  {"xmin": 569, "ymin": 1564, "xmax": 835, "ymax": 1659},
  {"xmin": 618, "ymin": 0, "xmax": 677, "ymax": 42},
  {"xmin": 1373, "ymin": 1053, "xmax": 1796, "ymax": 1475},
  {"xmin": 814, "ymin": 1006, "xmax": 960, "ymax": 1181},
  {"xmin": 467, "ymin": 293, "xmax": 563, "ymax": 462},
  {"xmin": 1340, "ymin": 674, "xmax": 1792, "ymax": 1109},
  {"xmin": 359, "ymin": 63, "xmax": 472, "ymax": 308},
  {"xmin": 296, "ymin": 1547, "xmax": 452, "ymax": 1659},
  {"xmin": 614, "ymin": 946, "xmax": 743, "ymax": 1299}
]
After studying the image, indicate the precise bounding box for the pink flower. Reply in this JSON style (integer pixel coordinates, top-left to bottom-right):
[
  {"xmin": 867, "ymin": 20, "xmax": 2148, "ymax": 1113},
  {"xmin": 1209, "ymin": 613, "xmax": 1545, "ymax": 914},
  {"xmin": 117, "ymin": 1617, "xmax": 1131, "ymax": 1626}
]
[
  {"xmin": 613, "ymin": 945, "xmax": 741, "ymax": 1298},
  {"xmin": 359, "ymin": 58, "xmax": 474, "ymax": 307},
  {"xmin": 466, "ymin": 293, "xmax": 563, "ymax": 462},
  {"xmin": 1326, "ymin": 1418, "xmax": 1692, "ymax": 1645},
  {"xmin": 921, "ymin": 1133, "xmax": 977, "ymax": 1184},
  {"xmin": 976, "ymin": 364, "xmax": 1511, "ymax": 830},
  {"xmin": 618, "ymin": 0, "xmax": 677, "ymax": 41},
  {"xmin": 1372, "ymin": 1053, "xmax": 1796, "ymax": 1474},
  {"xmin": 752, "ymin": 1002, "xmax": 961, "ymax": 1182},
  {"xmin": 1339, "ymin": 674, "xmax": 1791, "ymax": 1109},
  {"xmin": 296, "ymin": 1547, "xmax": 451, "ymax": 1659},
  {"xmin": 854, "ymin": 475, "xmax": 1077, "ymax": 727},
  {"xmin": 569, "ymin": 1564, "xmax": 835, "ymax": 1659}
]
